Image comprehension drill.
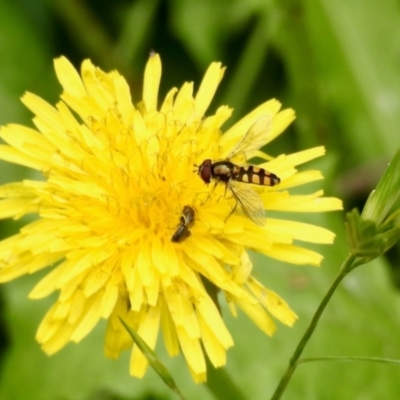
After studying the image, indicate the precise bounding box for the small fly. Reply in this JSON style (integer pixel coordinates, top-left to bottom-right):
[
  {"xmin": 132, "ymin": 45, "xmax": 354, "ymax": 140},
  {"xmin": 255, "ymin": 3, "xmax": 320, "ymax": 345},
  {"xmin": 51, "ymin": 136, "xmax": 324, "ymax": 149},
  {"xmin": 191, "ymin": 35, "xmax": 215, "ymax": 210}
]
[
  {"xmin": 195, "ymin": 115, "xmax": 280, "ymax": 226},
  {"xmin": 171, "ymin": 205, "xmax": 196, "ymax": 243}
]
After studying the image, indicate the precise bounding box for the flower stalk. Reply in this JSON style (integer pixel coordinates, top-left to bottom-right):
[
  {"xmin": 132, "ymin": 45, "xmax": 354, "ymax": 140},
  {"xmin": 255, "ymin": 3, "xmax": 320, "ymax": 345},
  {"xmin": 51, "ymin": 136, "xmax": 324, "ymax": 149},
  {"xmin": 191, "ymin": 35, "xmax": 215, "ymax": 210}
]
[
  {"xmin": 270, "ymin": 254, "xmax": 356, "ymax": 400},
  {"xmin": 270, "ymin": 147, "xmax": 400, "ymax": 399}
]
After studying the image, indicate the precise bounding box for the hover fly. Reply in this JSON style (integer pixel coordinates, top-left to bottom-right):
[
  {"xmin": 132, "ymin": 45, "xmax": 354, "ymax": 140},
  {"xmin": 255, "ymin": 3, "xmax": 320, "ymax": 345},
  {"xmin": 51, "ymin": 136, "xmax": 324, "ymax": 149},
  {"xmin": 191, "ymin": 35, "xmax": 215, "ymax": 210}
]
[
  {"xmin": 171, "ymin": 205, "xmax": 196, "ymax": 243},
  {"xmin": 195, "ymin": 116, "xmax": 280, "ymax": 226}
]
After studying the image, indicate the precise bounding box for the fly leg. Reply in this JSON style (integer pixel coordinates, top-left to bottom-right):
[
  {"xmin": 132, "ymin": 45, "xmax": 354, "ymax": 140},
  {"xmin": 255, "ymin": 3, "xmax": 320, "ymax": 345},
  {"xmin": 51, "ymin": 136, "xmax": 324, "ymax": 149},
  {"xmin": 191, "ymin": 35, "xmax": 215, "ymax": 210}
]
[
  {"xmin": 198, "ymin": 181, "xmax": 218, "ymax": 206},
  {"xmin": 222, "ymin": 183, "xmax": 238, "ymax": 223},
  {"xmin": 224, "ymin": 201, "xmax": 238, "ymax": 224}
]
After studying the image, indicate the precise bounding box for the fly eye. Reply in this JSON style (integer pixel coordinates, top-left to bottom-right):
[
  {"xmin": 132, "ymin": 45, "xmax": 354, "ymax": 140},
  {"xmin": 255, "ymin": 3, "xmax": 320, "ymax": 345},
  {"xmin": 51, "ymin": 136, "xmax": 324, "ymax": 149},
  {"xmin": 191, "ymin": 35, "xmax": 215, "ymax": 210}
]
[{"xmin": 200, "ymin": 168, "xmax": 212, "ymax": 183}]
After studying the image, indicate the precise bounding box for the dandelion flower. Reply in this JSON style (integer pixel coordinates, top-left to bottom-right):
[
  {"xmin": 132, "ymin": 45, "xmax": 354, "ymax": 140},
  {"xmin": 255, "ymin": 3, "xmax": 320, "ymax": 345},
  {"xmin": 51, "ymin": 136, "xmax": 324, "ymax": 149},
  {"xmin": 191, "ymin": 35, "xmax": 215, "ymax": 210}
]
[{"xmin": 0, "ymin": 53, "xmax": 342, "ymax": 382}]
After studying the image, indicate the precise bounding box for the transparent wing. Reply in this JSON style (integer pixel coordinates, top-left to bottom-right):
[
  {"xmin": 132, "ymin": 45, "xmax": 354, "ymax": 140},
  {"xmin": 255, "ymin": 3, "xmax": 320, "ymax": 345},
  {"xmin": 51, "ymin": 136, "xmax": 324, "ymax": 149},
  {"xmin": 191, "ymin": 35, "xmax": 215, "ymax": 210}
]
[
  {"xmin": 226, "ymin": 115, "xmax": 273, "ymax": 160},
  {"xmin": 226, "ymin": 181, "xmax": 266, "ymax": 226}
]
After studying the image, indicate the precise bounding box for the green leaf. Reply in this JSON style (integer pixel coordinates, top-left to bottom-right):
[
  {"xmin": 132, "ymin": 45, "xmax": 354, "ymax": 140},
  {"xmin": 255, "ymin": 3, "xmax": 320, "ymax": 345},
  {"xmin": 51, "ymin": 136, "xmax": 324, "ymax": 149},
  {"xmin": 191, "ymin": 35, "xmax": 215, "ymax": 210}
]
[
  {"xmin": 205, "ymin": 358, "xmax": 249, "ymax": 400},
  {"xmin": 300, "ymin": 356, "xmax": 400, "ymax": 367},
  {"xmin": 362, "ymin": 148, "xmax": 400, "ymax": 225},
  {"xmin": 119, "ymin": 317, "xmax": 187, "ymax": 400},
  {"xmin": 115, "ymin": 0, "xmax": 160, "ymax": 71},
  {"xmin": 345, "ymin": 208, "xmax": 385, "ymax": 261},
  {"xmin": 273, "ymin": 0, "xmax": 400, "ymax": 162},
  {"xmin": 305, "ymin": 0, "xmax": 400, "ymax": 159},
  {"xmin": 169, "ymin": 0, "xmax": 268, "ymax": 68},
  {"xmin": 0, "ymin": 1, "xmax": 55, "ymax": 123}
]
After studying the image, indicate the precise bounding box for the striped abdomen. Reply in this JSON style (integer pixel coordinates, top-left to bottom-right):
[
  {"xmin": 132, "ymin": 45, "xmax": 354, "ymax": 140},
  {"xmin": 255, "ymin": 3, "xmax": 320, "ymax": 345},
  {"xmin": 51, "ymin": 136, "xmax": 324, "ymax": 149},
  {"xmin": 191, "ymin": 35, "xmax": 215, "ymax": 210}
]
[{"xmin": 231, "ymin": 165, "xmax": 280, "ymax": 186}]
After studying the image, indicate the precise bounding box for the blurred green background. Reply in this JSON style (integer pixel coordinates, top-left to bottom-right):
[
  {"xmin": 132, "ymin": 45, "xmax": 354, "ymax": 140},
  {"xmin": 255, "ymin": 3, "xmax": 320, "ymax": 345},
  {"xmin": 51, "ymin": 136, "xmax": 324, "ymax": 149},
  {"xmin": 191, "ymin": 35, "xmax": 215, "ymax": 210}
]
[{"xmin": 0, "ymin": 0, "xmax": 400, "ymax": 399}]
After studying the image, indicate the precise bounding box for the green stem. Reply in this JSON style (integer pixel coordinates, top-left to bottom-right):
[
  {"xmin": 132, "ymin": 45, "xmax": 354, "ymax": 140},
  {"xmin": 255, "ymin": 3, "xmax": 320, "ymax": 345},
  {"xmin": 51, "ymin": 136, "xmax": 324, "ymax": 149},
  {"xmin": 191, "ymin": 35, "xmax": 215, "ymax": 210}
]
[
  {"xmin": 299, "ymin": 356, "xmax": 400, "ymax": 366},
  {"xmin": 205, "ymin": 357, "xmax": 250, "ymax": 400},
  {"xmin": 269, "ymin": 253, "xmax": 357, "ymax": 400},
  {"xmin": 114, "ymin": 0, "xmax": 160, "ymax": 69}
]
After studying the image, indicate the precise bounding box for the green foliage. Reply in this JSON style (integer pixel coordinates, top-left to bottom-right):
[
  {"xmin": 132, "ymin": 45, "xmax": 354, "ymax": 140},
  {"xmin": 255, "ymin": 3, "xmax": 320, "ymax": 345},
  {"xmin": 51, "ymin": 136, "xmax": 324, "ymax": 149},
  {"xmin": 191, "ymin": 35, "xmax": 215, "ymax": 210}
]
[
  {"xmin": 363, "ymin": 148, "xmax": 400, "ymax": 226},
  {"xmin": 0, "ymin": 0, "xmax": 400, "ymax": 399},
  {"xmin": 345, "ymin": 149, "xmax": 400, "ymax": 266},
  {"xmin": 119, "ymin": 318, "xmax": 186, "ymax": 400},
  {"xmin": 346, "ymin": 209, "xmax": 386, "ymax": 263}
]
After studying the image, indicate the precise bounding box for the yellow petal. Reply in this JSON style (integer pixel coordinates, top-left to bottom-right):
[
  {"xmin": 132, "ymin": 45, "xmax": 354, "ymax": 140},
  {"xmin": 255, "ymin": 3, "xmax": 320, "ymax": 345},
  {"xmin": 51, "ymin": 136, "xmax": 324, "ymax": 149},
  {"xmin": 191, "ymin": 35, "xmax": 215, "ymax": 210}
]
[
  {"xmin": 143, "ymin": 52, "xmax": 161, "ymax": 112},
  {"xmin": 194, "ymin": 62, "xmax": 226, "ymax": 120},
  {"xmin": 262, "ymin": 243, "xmax": 324, "ymax": 266},
  {"xmin": 198, "ymin": 312, "xmax": 227, "ymax": 368},
  {"xmin": 235, "ymin": 297, "xmax": 276, "ymax": 336},
  {"xmin": 130, "ymin": 306, "xmax": 160, "ymax": 377},
  {"xmin": 265, "ymin": 218, "xmax": 336, "ymax": 244},
  {"xmin": 176, "ymin": 325, "xmax": 205, "ymax": 375},
  {"xmin": 54, "ymin": 56, "xmax": 86, "ymax": 97}
]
